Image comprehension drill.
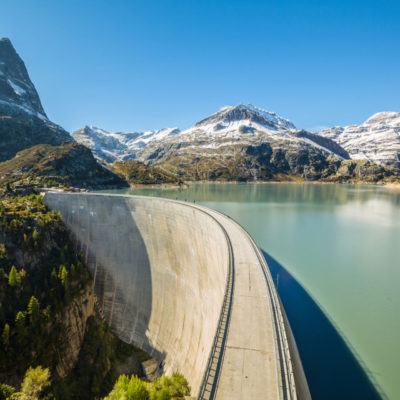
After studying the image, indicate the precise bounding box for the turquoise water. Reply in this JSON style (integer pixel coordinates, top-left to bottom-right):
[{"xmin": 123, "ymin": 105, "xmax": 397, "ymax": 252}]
[{"xmin": 97, "ymin": 183, "xmax": 400, "ymax": 399}]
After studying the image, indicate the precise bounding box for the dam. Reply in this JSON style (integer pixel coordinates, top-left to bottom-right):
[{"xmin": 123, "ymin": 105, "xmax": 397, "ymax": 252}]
[{"xmin": 44, "ymin": 193, "xmax": 310, "ymax": 400}]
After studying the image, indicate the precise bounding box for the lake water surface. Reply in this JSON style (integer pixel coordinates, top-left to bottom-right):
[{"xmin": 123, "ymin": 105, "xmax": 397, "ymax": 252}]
[{"xmin": 97, "ymin": 183, "xmax": 400, "ymax": 399}]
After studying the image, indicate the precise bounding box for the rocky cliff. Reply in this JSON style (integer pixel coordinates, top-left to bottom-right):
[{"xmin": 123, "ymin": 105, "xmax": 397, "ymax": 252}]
[
  {"xmin": 0, "ymin": 38, "xmax": 126, "ymax": 189},
  {"xmin": 318, "ymin": 112, "xmax": 400, "ymax": 168}
]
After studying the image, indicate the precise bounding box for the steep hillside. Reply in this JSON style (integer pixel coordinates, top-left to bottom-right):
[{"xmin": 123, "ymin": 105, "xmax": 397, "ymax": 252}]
[
  {"xmin": 0, "ymin": 38, "xmax": 46, "ymax": 117},
  {"xmin": 113, "ymin": 160, "xmax": 181, "ymax": 185},
  {"xmin": 0, "ymin": 194, "xmax": 149, "ymax": 399},
  {"xmin": 0, "ymin": 143, "xmax": 126, "ymax": 189},
  {"xmin": 0, "ymin": 38, "xmax": 126, "ymax": 190},
  {"xmin": 318, "ymin": 112, "xmax": 400, "ymax": 168}
]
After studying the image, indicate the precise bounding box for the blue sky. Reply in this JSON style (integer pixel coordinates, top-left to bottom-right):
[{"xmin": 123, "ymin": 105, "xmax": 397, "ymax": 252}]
[{"xmin": 1, "ymin": 0, "xmax": 399, "ymax": 132}]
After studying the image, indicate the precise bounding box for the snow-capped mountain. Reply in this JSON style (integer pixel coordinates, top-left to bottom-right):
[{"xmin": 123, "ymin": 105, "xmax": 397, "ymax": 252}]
[
  {"xmin": 194, "ymin": 104, "xmax": 296, "ymax": 131},
  {"xmin": 71, "ymin": 126, "xmax": 181, "ymax": 163},
  {"xmin": 0, "ymin": 38, "xmax": 124, "ymax": 188},
  {"xmin": 74, "ymin": 104, "xmax": 347, "ymax": 167},
  {"xmin": 0, "ymin": 37, "xmax": 47, "ymax": 118},
  {"xmin": 136, "ymin": 104, "xmax": 349, "ymax": 181},
  {"xmin": 318, "ymin": 112, "xmax": 400, "ymax": 168},
  {"xmin": 153, "ymin": 104, "xmax": 346, "ymax": 156},
  {"xmin": 0, "ymin": 37, "xmax": 73, "ymax": 162}
]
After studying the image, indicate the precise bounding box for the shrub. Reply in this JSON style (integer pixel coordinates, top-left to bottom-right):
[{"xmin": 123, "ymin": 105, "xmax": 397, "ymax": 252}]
[
  {"xmin": 15, "ymin": 366, "xmax": 51, "ymax": 400},
  {"xmin": 104, "ymin": 375, "xmax": 149, "ymax": 400}
]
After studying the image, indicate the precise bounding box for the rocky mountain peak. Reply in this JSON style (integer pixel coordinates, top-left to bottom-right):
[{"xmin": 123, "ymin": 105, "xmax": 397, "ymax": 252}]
[
  {"xmin": 195, "ymin": 104, "xmax": 296, "ymax": 130},
  {"xmin": 363, "ymin": 111, "xmax": 400, "ymax": 127},
  {"xmin": 0, "ymin": 37, "xmax": 47, "ymax": 117}
]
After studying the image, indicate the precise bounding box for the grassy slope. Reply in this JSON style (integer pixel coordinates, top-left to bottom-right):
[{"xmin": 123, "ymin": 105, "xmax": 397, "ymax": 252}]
[
  {"xmin": 113, "ymin": 160, "xmax": 181, "ymax": 185},
  {"xmin": 157, "ymin": 153, "xmax": 400, "ymax": 184},
  {"xmin": 0, "ymin": 143, "xmax": 127, "ymax": 189}
]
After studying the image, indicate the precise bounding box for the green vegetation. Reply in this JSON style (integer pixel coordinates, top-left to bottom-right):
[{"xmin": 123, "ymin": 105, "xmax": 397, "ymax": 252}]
[
  {"xmin": 0, "ymin": 383, "xmax": 15, "ymax": 400},
  {"xmin": 0, "ymin": 366, "xmax": 50, "ymax": 400},
  {"xmin": 156, "ymin": 149, "xmax": 400, "ymax": 184},
  {"xmin": 16, "ymin": 366, "xmax": 51, "ymax": 400},
  {"xmin": 0, "ymin": 194, "xmax": 153, "ymax": 399},
  {"xmin": 0, "ymin": 143, "xmax": 126, "ymax": 190},
  {"xmin": 113, "ymin": 160, "xmax": 182, "ymax": 185},
  {"xmin": 53, "ymin": 316, "xmax": 150, "ymax": 400},
  {"xmin": 0, "ymin": 194, "xmax": 91, "ymax": 383},
  {"xmin": 321, "ymin": 159, "xmax": 400, "ymax": 183},
  {"xmin": 104, "ymin": 373, "xmax": 190, "ymax": 400}
]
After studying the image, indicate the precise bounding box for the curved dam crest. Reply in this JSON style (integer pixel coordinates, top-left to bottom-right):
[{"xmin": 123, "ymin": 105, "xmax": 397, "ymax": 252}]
[{"xmin": 44, "ymin": 193, "xmax": 309, "ymax": 400}]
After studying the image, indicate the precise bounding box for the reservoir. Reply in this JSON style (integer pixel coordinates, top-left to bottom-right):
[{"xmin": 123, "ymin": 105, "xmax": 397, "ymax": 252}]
[{"xmin": 97, "ymin": 183, "xmax": 400, "ymax": 399}]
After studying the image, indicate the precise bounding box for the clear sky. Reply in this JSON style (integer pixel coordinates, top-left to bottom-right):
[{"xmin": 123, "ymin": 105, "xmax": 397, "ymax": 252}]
[{"xmin": 1, "ymin": 0, "xmax": 399, "ymax": 132}]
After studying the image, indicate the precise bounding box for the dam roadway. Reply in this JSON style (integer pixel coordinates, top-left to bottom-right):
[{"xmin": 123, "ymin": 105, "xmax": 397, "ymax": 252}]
[{"xmin": 44, "ymin": 193, "xmax": 310, "ymax": 400}]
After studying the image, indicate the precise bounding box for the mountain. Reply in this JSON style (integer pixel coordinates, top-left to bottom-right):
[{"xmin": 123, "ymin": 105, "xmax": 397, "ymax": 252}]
[
  {"xmin": 318, "ymin": 112, "xmax": 400, "ymax": 168},
  {"xmin": 0, "ymin": 38, "xmax": 125, "ymax": 189},
  {"xmin": 112, "ymin": 160, "xmax": 181, "ymax": 185},
  {"xmin": 71, "ymin": 125, "xmax": 180, "ymax": 163},
  {"xmin": 0, "ymin": 38, "xmax": 46, "ymax": 117},
  {"xmin": 73, "ymin": 104, "xmax": 351, "ymax": 181},
  {"xmin": 136, "ymin": 104, "xmax": 350, "ymax": 181}
]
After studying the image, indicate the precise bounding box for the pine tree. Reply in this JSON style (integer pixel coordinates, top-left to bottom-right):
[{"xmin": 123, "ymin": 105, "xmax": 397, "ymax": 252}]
[
  {"xmin": 8, "ymin": 265, "xmax": 20, "ymax": 287},
  {"xmin": 27, "ymin": 296, "xmax": 40, "ymax": 325},
  {"xmin": 15, "ymin": 311, "xmax": 26, "ymax": 340},
  {"xmin": 1, "ymin": 323, "xmax": 10, "ymax": 347},
  {"xmin": 60, "ymin": 265, "xmax": 68, "ymax": 288}
]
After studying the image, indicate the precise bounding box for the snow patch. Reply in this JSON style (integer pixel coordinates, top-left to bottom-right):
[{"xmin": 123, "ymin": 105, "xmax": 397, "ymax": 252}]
[{"xmin": 7, "ymin": 79, "xmax": 26, "ymax": 96}]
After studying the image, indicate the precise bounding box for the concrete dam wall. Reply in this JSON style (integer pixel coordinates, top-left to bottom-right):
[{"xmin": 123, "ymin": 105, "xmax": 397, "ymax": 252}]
[
  {"xmin": 44, "ymin": 193, "xmax": 229, "ymax": 394},
  {"xmin": 44, "ymin": 193, "xmax": 310, "ymax": 400}
]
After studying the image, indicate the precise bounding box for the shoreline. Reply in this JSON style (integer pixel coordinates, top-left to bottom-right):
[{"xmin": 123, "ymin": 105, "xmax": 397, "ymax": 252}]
[
  {"xmin": 109, "ymin": 180, "xmax": 400, "ymax": 191},
  {"xmin": 181, "ymin": 179, "xmax": 397, "ymax": 187}
]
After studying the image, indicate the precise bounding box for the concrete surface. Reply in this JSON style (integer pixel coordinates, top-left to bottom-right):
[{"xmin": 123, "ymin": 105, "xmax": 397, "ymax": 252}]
[{"xmin": 44, "ymin": 193, "xmax": 309, "ymax": 400}]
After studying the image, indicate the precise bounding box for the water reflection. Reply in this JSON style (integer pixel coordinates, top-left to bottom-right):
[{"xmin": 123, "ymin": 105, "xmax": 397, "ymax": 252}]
[
  {"xmin": 263, "ymin": 250, "xmax": 384, "ymax": 400},
  {"xmin": 99, "ymin": 183, "xmax": 400, "ymax": 207},
  {"xmin": 95, "ymin": 183, "xmax": 400, "ymax": 399}
]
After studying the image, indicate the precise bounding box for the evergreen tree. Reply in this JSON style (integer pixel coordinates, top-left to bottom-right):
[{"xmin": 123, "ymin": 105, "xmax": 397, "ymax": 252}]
[
  {"xmin": 8, "ymin": 265, "xmax": 20, "ymax": 287},
  {"xmin": 1, "ymin": 323, "xmax": 10, "ymax": 347},
  {"xmin": 27, "ymin": 296, "xmax": 40, "ymax": 325},
  {"xmin": 15, "ymin": 311, "xmax": 26, "ymax": 340},
  {"xmin": 59, "ymin": 265, "xmax": 68, "ymax": 288}
]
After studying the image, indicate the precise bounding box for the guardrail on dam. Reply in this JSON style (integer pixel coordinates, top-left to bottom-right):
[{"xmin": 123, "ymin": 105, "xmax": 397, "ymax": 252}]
[{"xmin": 44, "ymin": 193, "xmax": 310, "ymax": 400}]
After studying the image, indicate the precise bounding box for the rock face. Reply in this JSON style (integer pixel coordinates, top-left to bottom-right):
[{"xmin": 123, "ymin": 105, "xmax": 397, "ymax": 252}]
[
  {"xmin": 0, "ymin": 38, "xmax": 46, "ymax": 117},
  {"xmin": 0, "ymin": 39, "xmax": 72, "ymax": 162},
  {"xmin": 72, "ymin": 125, "xmax": 181, "ymax": 163},
  {"xmin": 56, "ymin": 288, "xmax": 95, "ymax": 378},
  {"xmin": 318, "ymin": 112, "xmax": 400, "ymax": 168}
]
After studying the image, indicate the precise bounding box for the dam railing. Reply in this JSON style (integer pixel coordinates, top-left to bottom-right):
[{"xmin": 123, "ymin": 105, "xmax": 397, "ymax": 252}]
[
  {"xmin": 196, "ymin": 216, "xmax": 234, "ymax": 400},
  {"xmin": 201, "ymin": 206, "xmax": 302, "ymax": 400}
]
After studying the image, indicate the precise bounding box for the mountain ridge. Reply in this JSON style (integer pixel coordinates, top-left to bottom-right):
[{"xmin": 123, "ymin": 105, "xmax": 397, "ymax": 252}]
[
  {"xmin": 0, "ymin": 38, "xmax": 47, "ymax": 117},
  {"xmin": 318, "ymin": 112, "xmax": 400, "ymax": 168},
  {"xmin": 0, "ymin": 38, "xmax": 126, "ymax": 189}
]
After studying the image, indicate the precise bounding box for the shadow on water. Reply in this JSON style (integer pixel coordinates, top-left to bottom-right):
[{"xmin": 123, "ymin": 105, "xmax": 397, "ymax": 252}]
[{"xmin": 261, "ymin": 250, "xmax": 385, "ymax": 400}]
